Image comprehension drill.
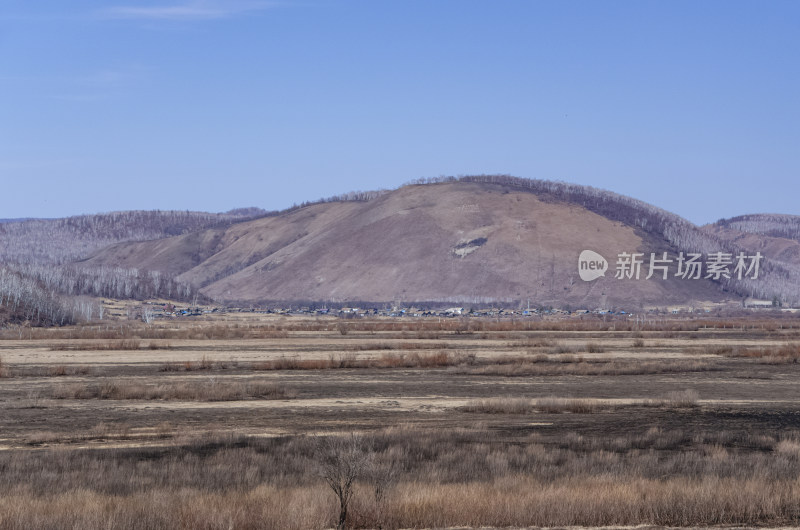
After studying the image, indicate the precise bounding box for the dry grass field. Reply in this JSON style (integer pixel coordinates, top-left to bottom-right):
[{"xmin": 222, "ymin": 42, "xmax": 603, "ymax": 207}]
[{"xmin": 2, "ymin": 314, "xmax": 800, "ymax": 528}]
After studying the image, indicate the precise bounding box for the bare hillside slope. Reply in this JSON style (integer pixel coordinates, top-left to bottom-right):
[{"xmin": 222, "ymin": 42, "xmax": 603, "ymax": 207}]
[
  {"xmin": 705, "ymin": 214, "xmax": 800, "ymax": 267},
  {"xmin": 83, "ymin": 179, "xmax": 750, "ymax": 308}
]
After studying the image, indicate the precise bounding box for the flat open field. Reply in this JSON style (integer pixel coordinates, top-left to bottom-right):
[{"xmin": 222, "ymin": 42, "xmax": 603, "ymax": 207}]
[{"xmin": 2, "ymin": 314, "xmax": 800, "ymax": 529}]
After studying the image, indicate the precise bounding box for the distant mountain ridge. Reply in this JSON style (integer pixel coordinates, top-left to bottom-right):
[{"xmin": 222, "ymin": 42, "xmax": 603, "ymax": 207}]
[
  {"xmin": 0, "ymin": 208, "xmax": 267, "ymax": 265},
  {"xmin": 0, "ymin": 209, "xmax": 267, "ymax": 325},
  {"xmin": 704, "ymin": 214, "xmax": 800, "ymax": 276},
  {"xmin": 710, "ymin": 214, "xmax": 800, "ymax": 244},
  {"xmin": 77, "ymin": 176, "xmax": 800, "ymax": 308},
  {"xmin": 4, "ymin": 176, "xmax": 799, "ymax": 311}
]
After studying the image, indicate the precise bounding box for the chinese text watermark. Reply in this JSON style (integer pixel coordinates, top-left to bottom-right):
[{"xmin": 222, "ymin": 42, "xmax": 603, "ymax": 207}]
[{"xmin": 579, "ymin": 251, "xmax": 762, "ymax": 282}]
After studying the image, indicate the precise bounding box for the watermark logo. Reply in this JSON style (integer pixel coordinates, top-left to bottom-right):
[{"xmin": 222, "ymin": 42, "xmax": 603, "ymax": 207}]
[
  {"xmin": 578, "ymin": 250, "xmax": 608, "ymax": 282},
  {"xmin": 578, "ymin": 250, "xmax": 763, "ymax": 282}
]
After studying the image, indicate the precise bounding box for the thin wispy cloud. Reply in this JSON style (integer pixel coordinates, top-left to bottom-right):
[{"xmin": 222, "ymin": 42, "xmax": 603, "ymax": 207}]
[{"xmin": 100, "ymin": 0, "xmax": 275, "ymax": 21}]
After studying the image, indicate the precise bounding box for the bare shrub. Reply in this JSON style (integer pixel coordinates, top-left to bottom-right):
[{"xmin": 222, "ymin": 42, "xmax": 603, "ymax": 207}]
[
  {"xmin": 327, "ymin": 353, "xmax": 360, "ymax": 369},
  {"xmin": 362, "ymin": 453, "xmax": 399, "ymax": 529},
  {"xmin": 316, "ymin": 433, "xmax": 373, "ymax": 529},
  {"xmin": 198, "ymin": 355, "xmax": 214, "ymax": 370}
]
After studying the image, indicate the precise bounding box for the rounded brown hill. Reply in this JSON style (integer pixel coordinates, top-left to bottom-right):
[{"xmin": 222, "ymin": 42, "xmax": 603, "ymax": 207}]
[{"xmin": 82, "ymin": 180, "xmax": 733, "ymax": 308}]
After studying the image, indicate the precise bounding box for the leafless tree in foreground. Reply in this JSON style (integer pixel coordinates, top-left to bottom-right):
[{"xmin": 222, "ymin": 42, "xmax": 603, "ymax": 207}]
[
  {"xmin": 366, "ymin": 450, "xmax": 399, "ymax": 529},
  {"xmin": 315, "ymin": 433, "xmax": 373, "ymax": 530}
]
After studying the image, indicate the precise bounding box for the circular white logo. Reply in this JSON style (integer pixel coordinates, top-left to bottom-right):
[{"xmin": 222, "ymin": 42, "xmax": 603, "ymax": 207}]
[{"xmin": 578, "ymin": 250, "xmax": 608, "ymax": 281}]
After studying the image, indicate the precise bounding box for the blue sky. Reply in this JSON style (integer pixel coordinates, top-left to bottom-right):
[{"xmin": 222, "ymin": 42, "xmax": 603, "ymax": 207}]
[{"xmin": 1, "ymin": 1, "xmax": 798, "ymax": 224}]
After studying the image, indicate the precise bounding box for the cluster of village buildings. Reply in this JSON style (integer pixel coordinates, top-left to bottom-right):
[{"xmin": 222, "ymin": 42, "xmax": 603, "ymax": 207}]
[{"xmin": 149, "ymin": 304, "xmax": 727, "ymax": 319}]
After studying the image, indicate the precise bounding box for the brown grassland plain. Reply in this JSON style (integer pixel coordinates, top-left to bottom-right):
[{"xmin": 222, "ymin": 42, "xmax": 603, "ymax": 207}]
[{"xmin": 2, "ymin": 314, "xmax": 800, "ymax": 528}]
